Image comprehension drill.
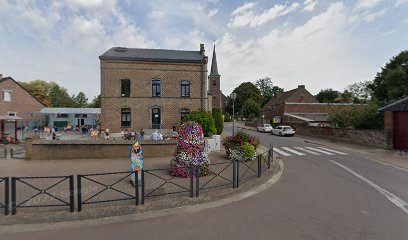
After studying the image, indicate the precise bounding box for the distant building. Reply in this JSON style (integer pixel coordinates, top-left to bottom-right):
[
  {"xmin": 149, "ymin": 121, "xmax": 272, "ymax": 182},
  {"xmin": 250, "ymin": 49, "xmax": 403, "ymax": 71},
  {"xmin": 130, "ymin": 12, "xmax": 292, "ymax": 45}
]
[
  {"xmin": 0, "ymin": 75, "xmax": 45, "ymax": 140},
  {"xmin": 99, "ymin": 44, "xmax": 225, "ymax": 132},
  {"xmin": 379, "ymin": 97, "xmax": 408, "ymax": 150},
  {"xmin": 40, "ymin": 108, "xmax": 101, "ymax": 129},
  {"xmin": 261, "ymin": 85, "xmax": 359, "ymax": 126}
]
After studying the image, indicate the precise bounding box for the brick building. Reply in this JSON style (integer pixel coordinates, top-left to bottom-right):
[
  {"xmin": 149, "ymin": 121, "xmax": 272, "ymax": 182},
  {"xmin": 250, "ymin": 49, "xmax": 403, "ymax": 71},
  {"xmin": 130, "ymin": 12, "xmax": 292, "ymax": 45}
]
[
  {"xmin": 261, "ymin": 85, "xmax": 359, "ymax": 126},
  {"xmin": 100, "ymin": 44, "xmax": 222, "ymax": 132},
  {"xmin": 379, "ymin": 97, "xmax": 408, "ymax": 150},
  {"xmin": 0, "ymin": 75, "xmax": 45, "ymax": 140}
]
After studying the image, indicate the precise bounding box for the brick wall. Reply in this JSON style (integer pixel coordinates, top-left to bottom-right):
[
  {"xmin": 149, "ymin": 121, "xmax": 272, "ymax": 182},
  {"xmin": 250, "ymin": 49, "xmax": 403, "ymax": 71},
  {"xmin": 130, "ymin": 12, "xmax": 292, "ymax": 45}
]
[
  {"xmin": 0, "ymin": 78, "xmax": 45, "ymax": 120},
  {"xmin": 101, "ymin": 60, "xmax": 208, "ymax": 132},
  {"xmin": 284, "ymin": 103, "xmax": 359, "ymax": 114},
  {"xmin": 25, "ymin": 139, "xmax": 177, "ymax": 160},
  {"xmin": 293, "ymin": 125, "xmax": 392, "ymax": 149}
]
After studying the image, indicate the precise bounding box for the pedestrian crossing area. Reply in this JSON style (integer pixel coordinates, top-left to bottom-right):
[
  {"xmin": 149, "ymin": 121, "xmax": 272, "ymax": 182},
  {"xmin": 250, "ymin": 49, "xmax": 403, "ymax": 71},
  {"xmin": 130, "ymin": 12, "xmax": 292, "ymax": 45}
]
[{"xmin": 273, "ymin": 146, "xmax": 348, "ymax": 157}]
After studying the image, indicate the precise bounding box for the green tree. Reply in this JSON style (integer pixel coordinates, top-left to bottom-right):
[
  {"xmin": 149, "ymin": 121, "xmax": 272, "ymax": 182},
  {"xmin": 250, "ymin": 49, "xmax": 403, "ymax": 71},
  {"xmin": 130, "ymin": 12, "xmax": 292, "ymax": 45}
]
[
  {"xmin": 255, "ymin": 77, "xmax": 284, "ymax": 106},
  {"xmin": 230, "ymin": 82, "xmax": 262, "ymax": 115},
  {"xmin": 328, "ymin": 104, "xmax": 383, "ymax": 129},
  {"xmin": 74, "ymin": 91, "xmax": 89, "ymax": 107},
  {"xmin": 345, "ymin": 81, "xmax": 373, "ymax": 103},
  {"xmin": 49, "ymin": 85, "xmax": 77, "ymax": 107},
  {"xmin": 212, "ymin": 108, "xmax": 223, "ymax": 135},
  {"xmin": 368, "ymin": 50, "xmax": 408, "ymax": 104},
  {"xmin": 19, "ymin": 80, "xmax": 59, "ymax": 106},
  {"xmin": 182, "ymin": 111, "xmax": 217, "ymax": 136},
  {"xmin": 242, "ymin": 99, "xmax": 261, "ymax": 119},
  {"xmin": 315, "ymin": 89, "xmax": 340, "ymax": 103},
  {"xmin": 89, "ymin": 94, "xmax": 101, "ymax": 108}
]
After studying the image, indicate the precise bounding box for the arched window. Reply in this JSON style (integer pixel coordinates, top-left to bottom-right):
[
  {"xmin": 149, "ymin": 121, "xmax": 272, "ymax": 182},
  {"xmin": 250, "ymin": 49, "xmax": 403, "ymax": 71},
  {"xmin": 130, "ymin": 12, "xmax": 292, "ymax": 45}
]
[
  {"xmin": 152, "ymin": 80, "xmax": 161, "ymax": 97},
  {"xmin": 121, "ymin": 108, "xmax": 131, "ymax": 127},
  {"xmin": 181, "ymin": 80, "xmax": 190, "ymax": 97},
  {"xmin": 180, "ymin": 108, "xmax": 190, "ymax": 122}
]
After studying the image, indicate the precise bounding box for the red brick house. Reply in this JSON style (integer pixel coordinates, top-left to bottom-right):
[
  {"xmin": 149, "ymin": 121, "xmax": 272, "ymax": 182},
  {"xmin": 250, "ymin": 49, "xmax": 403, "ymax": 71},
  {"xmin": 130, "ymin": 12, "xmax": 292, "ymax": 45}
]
[
  {"xmin": 261, "ymin": 85, "xmax": 358, "ymax": 126},
  {"xmin": 379, "ymin": 97, "xmax": 408, "ymax": 150},
  {"xmin": 0, "ymin": 75, "xmax": 45, "ymax": 141}
]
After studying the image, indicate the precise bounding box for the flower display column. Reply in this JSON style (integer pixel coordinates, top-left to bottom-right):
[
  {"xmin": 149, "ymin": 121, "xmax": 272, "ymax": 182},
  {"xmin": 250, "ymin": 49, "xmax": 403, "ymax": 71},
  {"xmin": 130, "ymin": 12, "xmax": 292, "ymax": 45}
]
[{"xmin": 169, "ymin": 121, "xmax": 210, "ymax": 177}]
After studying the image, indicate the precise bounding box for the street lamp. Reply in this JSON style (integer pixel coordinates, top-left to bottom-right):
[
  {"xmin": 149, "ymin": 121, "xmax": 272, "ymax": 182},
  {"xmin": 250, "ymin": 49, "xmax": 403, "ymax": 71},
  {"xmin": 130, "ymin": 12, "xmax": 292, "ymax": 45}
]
[{"xmin": 230, "ymin": 93, "xmax": 237, "ymax": 136}]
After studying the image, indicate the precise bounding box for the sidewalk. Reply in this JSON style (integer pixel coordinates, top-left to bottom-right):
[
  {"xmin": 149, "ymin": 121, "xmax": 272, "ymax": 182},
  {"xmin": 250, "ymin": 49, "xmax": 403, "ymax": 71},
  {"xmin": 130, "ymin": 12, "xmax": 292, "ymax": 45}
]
[{"xmin": 234, "ymin": 123, "xmax": 408, "ymax": 171}]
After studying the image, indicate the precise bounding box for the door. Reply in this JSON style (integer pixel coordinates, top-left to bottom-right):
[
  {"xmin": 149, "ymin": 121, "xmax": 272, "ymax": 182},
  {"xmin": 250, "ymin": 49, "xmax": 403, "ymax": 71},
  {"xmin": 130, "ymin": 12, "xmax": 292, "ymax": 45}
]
[
  {"xmin": 152, "ymin": 108, "xmax": 161, "ymax": 129},
  {"xmin": 394, "ymin": 112, "xmax": 408, "ymax": 149}
]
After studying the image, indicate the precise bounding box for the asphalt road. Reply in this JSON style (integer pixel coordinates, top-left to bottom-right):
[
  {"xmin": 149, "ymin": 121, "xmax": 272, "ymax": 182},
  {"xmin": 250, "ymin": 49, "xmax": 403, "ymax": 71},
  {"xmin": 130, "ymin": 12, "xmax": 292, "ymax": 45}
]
[{"xmin": 2, "ymin": 122, "xmax": 408, "ymax": 240}]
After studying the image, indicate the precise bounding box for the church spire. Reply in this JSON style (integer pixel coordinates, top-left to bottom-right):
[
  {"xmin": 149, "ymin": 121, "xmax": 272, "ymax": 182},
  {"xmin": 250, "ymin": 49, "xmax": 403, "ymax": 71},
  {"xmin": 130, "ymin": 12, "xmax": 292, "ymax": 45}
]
[{"xmin": 210, "ymin": 43, "xmax": 219, "ymax": 75}]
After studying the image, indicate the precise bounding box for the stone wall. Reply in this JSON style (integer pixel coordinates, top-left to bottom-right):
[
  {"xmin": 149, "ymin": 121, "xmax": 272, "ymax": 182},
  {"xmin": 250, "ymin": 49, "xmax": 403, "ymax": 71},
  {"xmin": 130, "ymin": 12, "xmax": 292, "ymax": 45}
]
[
  {"xmin": 293, "ymin": 125, "xmax": 392, "ymax": 149},
  {"xmin": 25, "ymin": 139, "xmax": 177, "ymax": 160}
]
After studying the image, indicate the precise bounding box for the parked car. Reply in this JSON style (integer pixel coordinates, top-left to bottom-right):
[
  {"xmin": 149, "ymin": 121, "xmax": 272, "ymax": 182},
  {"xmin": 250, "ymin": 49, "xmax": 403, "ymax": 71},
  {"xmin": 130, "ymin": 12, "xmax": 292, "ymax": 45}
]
[
  {"xmin": 271, "ymin": 126, "xmax": 295, "ymax": 136},
  {"xmin": 257, "ymin": 124, "xmax": 273, "ymax": 133}
]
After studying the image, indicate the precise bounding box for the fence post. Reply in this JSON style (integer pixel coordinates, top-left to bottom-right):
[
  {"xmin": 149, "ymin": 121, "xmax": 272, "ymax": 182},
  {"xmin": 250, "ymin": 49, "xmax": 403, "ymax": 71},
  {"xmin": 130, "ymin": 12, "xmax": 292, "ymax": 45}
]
[
  {"xmin": 233, "ymin": 159, "xmax": 237, "ymax": 189},
  {"xmin": 10, "ymin": 149, "xmax": 13, "ymax": 158},
  {"xmin": 189, "ymin": 167, "xmax": 194, "ymax": 198},
  {"xmin": 258, "ymin": 155, "xmax": 262, "ymax": 178},
  {"xmin": 4, "ymin": 178, "xmax": 9, "ymax": 215},
  {"xmin": 77, "ymin": 175, "xmax": 82, "ymax": 212},
  {"xmin": 268, "ymin": 143, "xmax": 272, "ymax": 169},
  {"xmin": 236, "ymin": 160, "xmax": 240, "ymax": 188},
  {"xmin": 195, "ymin": 166, "xmax": 200, "ymax": 197},
  {"xmin": 69, "ymin": 175, "xmax": 74, "ymax": 212},
  {"xmin": 11, "ymin": 177, "xmax": 16, "ymax": 215},
  {"xmin": 135, "ymin": 171, "xmax": 139, "ymax": 206},
  {"xmin": 141, "ymin": 170, "xmax": 145, "ymax": 205}
]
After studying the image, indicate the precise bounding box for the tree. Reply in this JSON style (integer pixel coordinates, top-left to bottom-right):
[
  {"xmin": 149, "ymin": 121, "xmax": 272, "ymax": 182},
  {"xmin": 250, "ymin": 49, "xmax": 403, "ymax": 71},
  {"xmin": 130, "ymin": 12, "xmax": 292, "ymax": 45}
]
[
  {"xmin": 242, "ymin": 99, "xmax": 261, "ymax": 119},
  {"xmin": 74, "ymin": 92, "xmax": 89, "ymax": 107},
  {"xmin": 89, "ymin": 94, "xmax": 101, "ymax": 108},
  {"xmin": 368, "ymin": 50, "xmax": 408, "ymax": 104},
  {"xmin": 48, "ymin": 85, "xmax": 77, "ymax": 107},
  {"xmin": 255, "ymin": 77, "xmax": 284, "ymax": 107},
  {"xmin": 345, "ymin": 81, "xmax": 373, "ymax": 103},
  {"xmin": 19, "ymin": 80, "xmax": 59, "ymax": 106},
  {"xmin": 315, "ymin": 89, "xmax": 340, "ymax": 103},
  {"xmin": 212, "ymin": 108, "xmax": 223, "ymax": 135},
  {"xmin": 230, "ymin": 82, "xmax": 262, "ymax": 115},
  {"xmin": 328, "ymin": 103, "xmax": 383, "ymax": 129},
  {"xmin": 182, "ymin": 111, "xmax": 217, "ymax": 137}
]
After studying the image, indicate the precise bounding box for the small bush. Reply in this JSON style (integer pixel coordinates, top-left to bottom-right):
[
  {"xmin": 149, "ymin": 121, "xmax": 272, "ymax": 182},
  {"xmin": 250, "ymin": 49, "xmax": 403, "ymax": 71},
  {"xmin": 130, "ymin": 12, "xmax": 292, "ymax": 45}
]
[
  {"xmin": 182, "ymin": 111, "xmax": 217, "ymax": 137},
  {"xmin": 241, "ymin": 142, "xmax": 256, "ymax": 159},
  {"xmin": 224, "ymin": 112, "xmax": 232, "ymax": 122},
  {"xmin": 222, "ymin": 131, "xmax": 259, "ymax": 158},
  {"xmin": 212, "ymin": 108, "xmax": 224, "ymax": 135}
]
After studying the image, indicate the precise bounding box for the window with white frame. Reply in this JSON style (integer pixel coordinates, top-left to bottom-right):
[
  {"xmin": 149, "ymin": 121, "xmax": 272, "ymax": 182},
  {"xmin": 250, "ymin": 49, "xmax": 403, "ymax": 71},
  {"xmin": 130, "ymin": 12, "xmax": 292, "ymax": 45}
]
[
  {"xmin": 8, "ymin": 112, "xmax": 17, "ymax": 117},
  {"xmin": 3, "ymin": 90, "xmax": 12, "ymax": 101}
]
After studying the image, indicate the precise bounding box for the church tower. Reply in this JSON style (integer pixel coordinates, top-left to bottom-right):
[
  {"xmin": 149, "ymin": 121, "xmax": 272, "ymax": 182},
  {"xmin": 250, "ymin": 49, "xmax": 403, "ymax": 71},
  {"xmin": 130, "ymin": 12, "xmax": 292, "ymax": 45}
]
[{"xmin": 208, "ymin": 44, "xmax": 222, "ymax": 109}]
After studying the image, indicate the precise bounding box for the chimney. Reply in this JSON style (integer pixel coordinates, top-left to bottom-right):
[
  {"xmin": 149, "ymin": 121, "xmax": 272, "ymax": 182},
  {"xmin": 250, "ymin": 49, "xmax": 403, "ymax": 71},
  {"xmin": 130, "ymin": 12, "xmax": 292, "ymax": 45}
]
[
  {"xmin": 298, "ymin": 85, "xmax": 305, "ymax": 89},
  {"xmin": 200, "ymin": 44, "xmax": 205, "ymax": 54}
]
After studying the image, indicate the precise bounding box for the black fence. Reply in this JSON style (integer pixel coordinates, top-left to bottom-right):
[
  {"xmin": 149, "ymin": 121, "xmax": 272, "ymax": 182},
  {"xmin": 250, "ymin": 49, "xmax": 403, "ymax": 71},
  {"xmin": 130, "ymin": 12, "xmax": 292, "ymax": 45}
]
[
  {"xmin": 0, "ymin": 177, "xmax": 9, "ymax": 215},
  {"xmin": 10, "ymin": 175, "xmax": 74, "ymax": 215},
  {"xmin": 77, "ymin": 171, "xmax": 138, "ymax": 212},
  {"xmin": 1, "ymin": 147, "xmax": 274, "ymax": 215}
]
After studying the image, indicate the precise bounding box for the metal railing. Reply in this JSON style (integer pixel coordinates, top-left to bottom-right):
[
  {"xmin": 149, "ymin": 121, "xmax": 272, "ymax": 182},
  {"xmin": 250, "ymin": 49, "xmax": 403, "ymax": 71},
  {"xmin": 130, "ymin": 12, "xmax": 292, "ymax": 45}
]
[
  {"xmin": 77, "ymin": 171, "xmax": 138, "ymax": 212},
  {"xmin": 0, "ymin": 146, "xmax": 6, "ymax": 158},
  {"xmin": 11, "ymin": 175, "xmax": 74, "ymax": 215},
  {"xmin": 141, "ymin": 166, "xmax": 193, "ymax": 204},
  {"xmin": 0, "ymin": 177, "xmax": 9, "ymax": 215},
  {"xmin": 196, "ymin": 161, "xmax": 235, "ymax": 197},
  {"xmin": 10, "ymin": 148, "xmax": 25, "ymax": 159}
]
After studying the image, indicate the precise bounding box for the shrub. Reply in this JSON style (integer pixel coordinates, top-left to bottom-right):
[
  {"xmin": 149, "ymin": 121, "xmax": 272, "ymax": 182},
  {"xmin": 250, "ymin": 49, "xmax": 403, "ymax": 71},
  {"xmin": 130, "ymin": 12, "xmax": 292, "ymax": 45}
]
[
  {"xmin": 241, "ymin": 142, "xmax": 256, "ymax": 159},
  {"xmin": 212, "ymin": 108, "xmax": 223, "ymax": 135},
  {"xmin": 222, "ymin": 131, "xmax": 259, "ymax": 158},
  {"xmin": 224, "ymin": 112, "xmax": 232, "ymax": 122},
  {"xmin": 182, "ymin": 111, "xmax": 217, "ymax": 137}
]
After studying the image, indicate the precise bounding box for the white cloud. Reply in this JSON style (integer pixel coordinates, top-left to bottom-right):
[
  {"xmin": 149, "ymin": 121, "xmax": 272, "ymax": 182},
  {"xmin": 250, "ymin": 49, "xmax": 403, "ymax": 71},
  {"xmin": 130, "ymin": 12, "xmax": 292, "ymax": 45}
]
[
  {"xmin": 229, "ymin": 2, "xmax": 300, "ymax": 28},
  {"xmin": 355, "ymin": 0, "xmax": 384, "ymax": 10},
  {"xmin": 208, "ymin": 8, "xmax": 219, "ymax": 17},
  {"xmin": 148, "ymin": 10, "xmax": 166, "ymax": 19},
  {"xmin": 303, "ymin": 0, "xmax": 318, "ymax": 12},
  {"xmin": 349, "ymin": 8, "xmax": 387, "ymax": 24},
  {"xmin": 396, "ymin": 0, "xmax": 408, "ymax": 5}
]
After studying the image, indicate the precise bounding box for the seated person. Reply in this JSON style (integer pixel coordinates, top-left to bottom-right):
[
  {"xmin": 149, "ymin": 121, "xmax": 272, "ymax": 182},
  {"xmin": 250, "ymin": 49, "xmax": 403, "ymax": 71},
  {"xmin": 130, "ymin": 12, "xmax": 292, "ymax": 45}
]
[{"xmin": 151, "ymin": 131, "xmax": 163, "ymax": 141}]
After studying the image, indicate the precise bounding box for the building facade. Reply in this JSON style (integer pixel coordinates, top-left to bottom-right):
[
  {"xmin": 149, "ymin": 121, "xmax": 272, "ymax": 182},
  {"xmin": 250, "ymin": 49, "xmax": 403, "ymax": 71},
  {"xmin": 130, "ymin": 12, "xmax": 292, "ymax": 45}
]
[
  {"xmin": 100, "ymin": 44, "xmax": 210, "ymax": 132},
  {"xmin": 0, "ymin": 75, "xmax": 45, "ymax": 140},
  {"xmin": 40, "ymin": 108, "xmax": 101, "ymax": 129}
]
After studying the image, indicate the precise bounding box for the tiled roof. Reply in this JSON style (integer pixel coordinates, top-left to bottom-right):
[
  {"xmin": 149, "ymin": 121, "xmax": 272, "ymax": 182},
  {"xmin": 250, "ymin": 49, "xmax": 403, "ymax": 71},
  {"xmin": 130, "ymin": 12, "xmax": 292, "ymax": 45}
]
[
  {"xmin": 40, "ymin": 108, "xmax": 101, "ymax": 114},
  {"xmin": 99, "ymin": 47, "xmax": 205, "ymax": 63}
]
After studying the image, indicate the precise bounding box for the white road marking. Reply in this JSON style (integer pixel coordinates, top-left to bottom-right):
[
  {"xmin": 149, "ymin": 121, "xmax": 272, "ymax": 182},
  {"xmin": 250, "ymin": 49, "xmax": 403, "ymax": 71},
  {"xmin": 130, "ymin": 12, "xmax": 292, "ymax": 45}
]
[
  {"xmin": 318, "ymin": 147, "xmax": 348, "ymax": 155},
  {"xmin": 273, "ymin": 148, "xmax": 291, "ymax": 157},
  {"xmin": 305, "ymin": 147, "xmax": 335, "ymax": 155},
  {"xmin": 294, "ymin": 147, "xmax": 321, "ymax": 155},
  {"xmin": 330, "ymin": 160, "xmax": 408, "ymax": 215},
  {"xmin": 282, "ymin": 147, "xmax": 306, "ymax": 156}
]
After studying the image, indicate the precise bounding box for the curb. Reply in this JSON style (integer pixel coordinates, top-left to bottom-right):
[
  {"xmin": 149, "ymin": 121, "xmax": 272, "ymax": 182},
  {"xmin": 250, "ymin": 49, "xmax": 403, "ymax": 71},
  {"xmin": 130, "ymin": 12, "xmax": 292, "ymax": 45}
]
[{"xmin": 0, "ymin": 159, "xmax": 284, "ymax": 234}]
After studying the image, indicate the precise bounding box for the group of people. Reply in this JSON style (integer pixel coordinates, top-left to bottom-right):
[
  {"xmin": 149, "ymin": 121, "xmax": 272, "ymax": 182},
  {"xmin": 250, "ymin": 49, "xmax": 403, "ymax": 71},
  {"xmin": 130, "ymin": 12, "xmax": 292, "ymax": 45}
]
[{"xmin": 121, "ymin": 129, "xmax": 145, "ymax": 141}]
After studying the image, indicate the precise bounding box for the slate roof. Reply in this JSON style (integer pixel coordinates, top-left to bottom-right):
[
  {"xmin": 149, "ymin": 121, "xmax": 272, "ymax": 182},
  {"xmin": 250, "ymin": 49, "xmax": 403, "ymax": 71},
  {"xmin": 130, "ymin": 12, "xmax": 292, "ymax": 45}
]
[
  {"xmin": 99, "ymin": 47, "xmax": 205, "ymax": 63},
  {"xmin": 41, "ymin": 108, "xmax": 101, "ymax": 114},
  {"xmin": 210, "ymin": 44, "xmax": 219, "ymax": 75},
  {"xmin": 378, "ymin": 97, "xmax": 408, "ymax": 112}
]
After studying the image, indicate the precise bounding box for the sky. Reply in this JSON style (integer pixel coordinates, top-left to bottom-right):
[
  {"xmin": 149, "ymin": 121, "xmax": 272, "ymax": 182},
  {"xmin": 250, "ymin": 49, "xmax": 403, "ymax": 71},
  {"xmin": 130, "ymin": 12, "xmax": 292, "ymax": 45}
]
[{"xmin": 0, "ymin": 0, "xmax": 407, "ymax": 99}]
